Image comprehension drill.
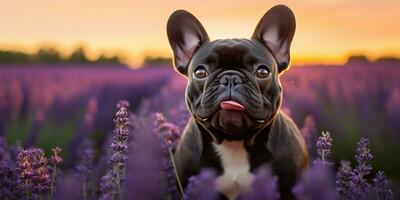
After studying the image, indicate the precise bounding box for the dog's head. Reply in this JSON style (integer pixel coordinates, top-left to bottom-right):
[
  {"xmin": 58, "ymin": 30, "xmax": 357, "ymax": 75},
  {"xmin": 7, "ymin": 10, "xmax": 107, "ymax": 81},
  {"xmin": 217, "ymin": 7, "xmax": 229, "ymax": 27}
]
[{"xmin": 167, "ymin": 5, "xmax": 296, "ymax": 144}]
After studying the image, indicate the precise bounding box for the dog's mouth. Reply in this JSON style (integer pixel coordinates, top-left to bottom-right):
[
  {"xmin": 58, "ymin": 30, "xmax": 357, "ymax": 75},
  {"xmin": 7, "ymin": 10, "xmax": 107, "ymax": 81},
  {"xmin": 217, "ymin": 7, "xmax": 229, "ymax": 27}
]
[
  {"xmin": 194, "ymin": 99, "xmax": 271, "ymax": 143},
  {"xmin": 220, "ymin": 100, "xmax": 245, "ymax": 111},
  {"xmin": 199, "ymin": 99, "xmax": 266, "ymax": 122},
  {"xmin": 218, "ymin": 100, "xmax": 247, "ymax": 132},
  {"xmin": 204, "ymin": 100, "xmax": 248, "ymax": 136}
]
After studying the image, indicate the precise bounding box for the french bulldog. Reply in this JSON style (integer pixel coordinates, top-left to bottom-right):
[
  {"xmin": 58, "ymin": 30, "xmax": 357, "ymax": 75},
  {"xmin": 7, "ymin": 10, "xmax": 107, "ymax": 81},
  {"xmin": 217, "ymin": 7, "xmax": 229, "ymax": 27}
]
[{"xmin": 167, "ymin": 5, "xmax": 309, "ymax": 200}]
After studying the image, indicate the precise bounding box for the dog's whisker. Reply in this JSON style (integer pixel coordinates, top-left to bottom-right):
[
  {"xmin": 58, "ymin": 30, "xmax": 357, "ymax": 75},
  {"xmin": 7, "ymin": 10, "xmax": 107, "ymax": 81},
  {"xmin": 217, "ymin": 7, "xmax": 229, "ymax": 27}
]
[{"xmin": 282, "ymin": 80, "xmax": 295, "ymax": 86}]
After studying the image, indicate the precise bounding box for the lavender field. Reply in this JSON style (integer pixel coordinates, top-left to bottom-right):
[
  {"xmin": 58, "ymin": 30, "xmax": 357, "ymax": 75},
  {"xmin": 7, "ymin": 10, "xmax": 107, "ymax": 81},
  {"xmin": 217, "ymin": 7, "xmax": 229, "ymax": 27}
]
[{"xmin": 0, "ymin": 63, "xmax": 399, "ymax": 199}]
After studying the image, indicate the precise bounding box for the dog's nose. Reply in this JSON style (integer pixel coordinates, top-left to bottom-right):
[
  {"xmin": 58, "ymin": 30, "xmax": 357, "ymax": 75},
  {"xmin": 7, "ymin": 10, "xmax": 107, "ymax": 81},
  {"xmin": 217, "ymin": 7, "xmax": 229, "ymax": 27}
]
[{"xmin": 219, "ymin": 74, "xmax": 243, "ymax": 87}]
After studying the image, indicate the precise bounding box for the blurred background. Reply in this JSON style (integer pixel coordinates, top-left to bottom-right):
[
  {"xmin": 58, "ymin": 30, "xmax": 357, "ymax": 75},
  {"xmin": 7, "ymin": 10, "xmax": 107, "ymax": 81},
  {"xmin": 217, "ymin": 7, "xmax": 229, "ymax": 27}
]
[{"xmin": 0, "ymin": 0, "xmax": 399, "ymax": 187}]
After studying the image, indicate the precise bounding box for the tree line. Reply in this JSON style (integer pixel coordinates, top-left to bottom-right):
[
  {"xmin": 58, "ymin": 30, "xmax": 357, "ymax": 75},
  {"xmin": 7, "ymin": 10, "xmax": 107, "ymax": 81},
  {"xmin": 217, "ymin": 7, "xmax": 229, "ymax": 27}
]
[{"xmin": 0, "ymin": 47, "xmax": 125, "ymax": 66}]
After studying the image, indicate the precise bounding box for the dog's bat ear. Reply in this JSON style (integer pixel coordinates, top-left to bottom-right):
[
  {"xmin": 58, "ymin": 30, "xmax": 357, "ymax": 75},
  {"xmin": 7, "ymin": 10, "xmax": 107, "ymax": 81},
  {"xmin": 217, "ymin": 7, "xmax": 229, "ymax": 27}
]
[
  {"xmin": 252, "ymin": 5, "xmax": 296, "ymax": 73},
  {"xmin": 167, "ymin": 10, "xmax": 209, "ymax": 76}
]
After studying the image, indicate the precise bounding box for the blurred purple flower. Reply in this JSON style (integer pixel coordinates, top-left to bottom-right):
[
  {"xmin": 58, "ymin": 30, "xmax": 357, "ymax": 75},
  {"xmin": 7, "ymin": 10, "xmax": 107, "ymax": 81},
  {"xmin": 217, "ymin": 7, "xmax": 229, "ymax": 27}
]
[
  {"xmin": 49, "ymin": 147, "xmax": 63, "ymax": 199},
  {"xmin": 66, "ymin": 97, "xmax": 98, "ymax": 168},
  {"xmin": 300, "ymin": 115, "xmax": 317, "ymax": 157},
  {"xmin": 335, "ymin": 160, "xmax": 355, "ymax": 199},
  {"xmin": 184, "ymin": 168, "xmax": 218, "ymax": 200},
  {"xmin": 154, "ymin": 112, "xmax": 180, "ymax": 152},
  {"xmin": 0, "ymin": 137, "xmax": 19, "ymax": 199},
  {"xmin": 49, "ymin": 147, "xmax": 63, "ymax": 166},
  {"xmin": 154, "ymin": 112, "xmax": 182, "ymax": 198},
  {"xmin": 293, "ymin": 165, "xmax": 338, "ymax": 200},
  {"xmin": 75, "ymin": 139, "xmax": 95, "ymax": 200},
  {"xmin": 75, "ymin": 145, "xmax": 94, "ymax": 200},
  {"xmin": 354, "ymin": 137, "xmax": 373, "ymax": 176},
  {"xmin": 242, "ymin": 165, "xmax": 279, "ymax": 200},
  {"xmin": 54, "ymin": 171, "xmax": 83, "ymax": 200},
  {"xmin": 313, "ymin": 131, "xmax": 333, "ymax": 167},
  {"xmin": 124, "ymin": 119, "xmax": 164, "ymax": 200},
  {"xmin": 178, "ymin": 102, "xmax": 191, "ymax": 130},
  {"xmin": 99, "ymin": 171, "xmax": 115, "ymax": 200},
  {"xmin": 25, "ymin": 108, "xmax": 46, "ymax": 147},
  {"xmin": 372, "ymin": 171, "xmax": 394, "ymax": 200}
]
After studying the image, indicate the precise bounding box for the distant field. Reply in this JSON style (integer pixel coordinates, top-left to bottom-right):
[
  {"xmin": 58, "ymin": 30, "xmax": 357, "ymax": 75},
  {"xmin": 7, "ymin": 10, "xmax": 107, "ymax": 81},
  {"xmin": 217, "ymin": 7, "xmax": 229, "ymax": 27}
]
[{"xmin": 0, "ymin": 63, "xmax": 399, "ymax": 181}]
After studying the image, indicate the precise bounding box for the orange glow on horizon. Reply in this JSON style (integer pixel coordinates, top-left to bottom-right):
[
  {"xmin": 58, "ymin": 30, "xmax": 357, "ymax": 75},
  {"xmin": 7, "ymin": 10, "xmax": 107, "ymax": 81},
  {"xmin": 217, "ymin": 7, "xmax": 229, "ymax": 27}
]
[{"xmin": 0, "ymin": 0, "xmax": 399, "ymax": 67}]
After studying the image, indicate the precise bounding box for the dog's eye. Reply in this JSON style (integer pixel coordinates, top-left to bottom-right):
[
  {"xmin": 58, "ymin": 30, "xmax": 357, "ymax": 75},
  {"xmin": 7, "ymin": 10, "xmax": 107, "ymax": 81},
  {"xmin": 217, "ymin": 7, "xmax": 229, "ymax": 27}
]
[
  {"xmin": 255, "ymin": 65, "xmax": 271, "ymax": 79},
  {"xmin": 193, "ymin": 65, "xmax": 208, "ymax": 79}
]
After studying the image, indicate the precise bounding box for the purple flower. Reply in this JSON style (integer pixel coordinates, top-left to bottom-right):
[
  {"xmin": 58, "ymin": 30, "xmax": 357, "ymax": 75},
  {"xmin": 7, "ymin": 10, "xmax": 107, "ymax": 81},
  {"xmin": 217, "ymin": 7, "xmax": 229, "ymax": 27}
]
[
  {"xmin": 293, "ymin": 165, "xmax": 338, "ymax": 200},
  {"xmin": 16, "ymin": 148, "xmax": 50, "ymax": 198},
  {"xmin": 99, "ymin": 171, "xmax": 116, "ymax": 200},
  {"xmin": 49, "ymin": 147, "xmax": 63, "ymax": 166},
  {"xmin": 124, "ymin": 120, "xmax": 164, "ymax": 200},
  {"xmin": 372, "ymin": 171, "xmax": 394, "ymax": 200},
  {"xmin": 242, "ymin": 165, "xmax": 279, "ymax": 200},
  {"xmin": 100, "ymin": 100, "xmax": 131, "ymax": 200},
  {"xmin": 346, "ymin": 137, "xmax": 373, "ymax": 199},
  {"xmin": 354, "ymin": 137, "xmax": 373, "ymax": 176},
  {"xmin": 335, "ymin": 137, "xmax": 374, "ymax": 200},
  {"xmin": 0, "ymin": 156, "xmax": 16, "ymax": 199},
  {"xmin": 335, "ymin": 160, "xmax": 355, "ymax": 199},
  {"xmin": 184, "ymin": 169, "xmax": 218, "ymax": 200},
  {"xmin": 300, "ymin": 115, "xmax": 317, "ymax": 157},
  {"xmin": 49, "ymin": 147, "xmax": 63, "ymax": 199},
  {"xmin": 154, "ymin": 112, "xmax": 183, "ymax": 198},
  {"xmin": 0, "ymin": 137, "xmax": 19, "ymax": 199},
  {"xmin": 75, "ymin": 139, "xmax": 95, "ymax": 200},
  {"xmin": 75, "ymin": 140, "xmax": 94, "ymax": 179},
  {"xmin": 154, "ymin": 112, "xmax": 180, "ymax": 152},
  {"xmin": 313, "ymin": 131, "xmax": 333, "ymax": 167}
]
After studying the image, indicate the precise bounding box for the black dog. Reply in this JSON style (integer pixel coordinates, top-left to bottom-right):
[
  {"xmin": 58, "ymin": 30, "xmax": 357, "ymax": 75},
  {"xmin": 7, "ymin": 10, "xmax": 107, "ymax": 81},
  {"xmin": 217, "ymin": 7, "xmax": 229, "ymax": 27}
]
[{"xmin": 167, "ymin": 5, "xmax": 309, "ymax": 200}]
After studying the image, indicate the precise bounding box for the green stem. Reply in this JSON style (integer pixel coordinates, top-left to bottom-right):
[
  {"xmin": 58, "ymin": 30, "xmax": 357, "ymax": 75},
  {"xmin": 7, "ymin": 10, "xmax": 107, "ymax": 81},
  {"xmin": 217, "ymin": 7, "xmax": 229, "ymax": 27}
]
[
  {"xmin": 168, "ymin": 147, "xmax": 184, "ymax": 200},
  {"xmin": 83, "ymin": 176, "xmax": 87, "ymax": 200},
  {"xmin": 25, "ymin": 180, "xmax": 30, "ymax": 200},
  {"xmin": 50, "ymin": 164, "xmax": 57, "ymax": 199},
  {"xmin": 114, "ymin": 164, "xmax": 123, "ymax": 200}
]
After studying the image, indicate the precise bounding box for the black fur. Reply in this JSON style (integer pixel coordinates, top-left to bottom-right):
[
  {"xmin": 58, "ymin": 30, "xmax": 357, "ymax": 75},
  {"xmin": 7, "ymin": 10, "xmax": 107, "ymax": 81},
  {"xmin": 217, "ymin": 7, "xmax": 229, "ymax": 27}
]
[{"xmin": 167, "ymin": 5, "xmax": 309, "ymax": 199}]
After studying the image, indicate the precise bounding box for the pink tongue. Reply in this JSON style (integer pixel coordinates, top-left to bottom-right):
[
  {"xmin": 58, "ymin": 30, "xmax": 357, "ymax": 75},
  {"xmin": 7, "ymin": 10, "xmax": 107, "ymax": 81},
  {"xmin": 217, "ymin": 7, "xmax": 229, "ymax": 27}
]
[{"xmin": 220, "ymin": 100, "xmax": 245, "ymax": 111}]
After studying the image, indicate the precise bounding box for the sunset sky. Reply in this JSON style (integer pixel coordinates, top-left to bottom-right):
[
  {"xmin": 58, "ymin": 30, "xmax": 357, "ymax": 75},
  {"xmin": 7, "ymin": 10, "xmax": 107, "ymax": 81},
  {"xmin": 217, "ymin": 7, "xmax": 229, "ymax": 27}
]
[{"xmin": 0, "ymin": 0, "xmax": 399, "ymax": 67}]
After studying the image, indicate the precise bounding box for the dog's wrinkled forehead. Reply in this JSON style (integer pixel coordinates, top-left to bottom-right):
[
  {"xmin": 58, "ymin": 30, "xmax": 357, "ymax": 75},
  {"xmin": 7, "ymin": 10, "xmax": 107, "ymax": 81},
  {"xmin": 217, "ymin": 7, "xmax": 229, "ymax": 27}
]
[
  {"xmin": 191, "ymin": 39, "xmax": 277, "ymax": 72},
  {"xmin": 167, "ymin": 5, "xmax": 296, "ymax": 75}
]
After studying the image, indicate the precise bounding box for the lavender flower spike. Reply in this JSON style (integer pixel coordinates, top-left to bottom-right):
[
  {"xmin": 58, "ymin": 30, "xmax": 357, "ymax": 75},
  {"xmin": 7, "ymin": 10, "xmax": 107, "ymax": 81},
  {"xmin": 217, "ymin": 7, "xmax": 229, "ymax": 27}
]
[
  {"xmin": 242, "ymin": 165, "xmax": 280, "ymax": 200},
  {"xmin": 100, "ymin": 100, "xmax": 131, "ymax": 200},
  {"xmin": 372, "ymin": 171, "xmax": 394, "ymax": 200},
  {"xmin": 354, "ymin": 137, "xmax": 373, "ymax": 176},
  {"xmin": 49, "ymin": 147, "xmax": 63, "ymax": 199},
  {"xmin": 349, "ymin": 137, "xmax": 373, "ymax": 199},
  {"xmin": 335, "ymin": 160, "xmax": 355, "ymax": 200},
  {"xmin": 313, "ymin": 131, "xmax": 333, "ymax": 167},
  {"xmin": 75, "ymin": 140, "xmax": 95, "ymax": 200},
  {"xmin": 293, "ymin": 165, "xmax": 338, "ymax": 200},
  {"xmin": 184, "ymin": 168, "xmax": 218, "ymax": 200},
  {"xmin": 154, "ymin": 112, "xmax": 182, "ymax": 198},
  {"xmin": 16, "ymin": 148, "xmax": 50, "ymax": 199}
]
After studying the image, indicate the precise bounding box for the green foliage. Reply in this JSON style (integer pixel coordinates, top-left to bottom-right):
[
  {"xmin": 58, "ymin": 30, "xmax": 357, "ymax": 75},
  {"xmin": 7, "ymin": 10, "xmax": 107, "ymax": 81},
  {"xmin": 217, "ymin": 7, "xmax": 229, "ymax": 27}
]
[
  {"xmin": 95, "ymin": 54, "xmax": 123, "ymax": 65},
  {"xmin": 0, "ymin": 46, "xmax": 125, "ymax": 66},
  {"xmin": 69, "ymin": 47, "xmax": 90, "ymax": 64},
  {"xmin": 0, "ymin": 50, "xmax": 31, "ymax": 64},
  {"xmin": 142, "ymin": 56, "xmax": 171, "ymax": 66},
  {"xmin": 34, "ymin": 48, "xmax": 63, "ymax": 64}
]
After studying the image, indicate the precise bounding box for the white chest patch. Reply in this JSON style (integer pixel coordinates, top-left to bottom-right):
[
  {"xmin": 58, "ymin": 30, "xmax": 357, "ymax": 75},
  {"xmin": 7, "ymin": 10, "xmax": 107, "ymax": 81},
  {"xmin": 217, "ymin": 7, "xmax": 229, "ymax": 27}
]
[{"xmin": 213, "ymin": 141, "xmax": 254, "ymax": 200}]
